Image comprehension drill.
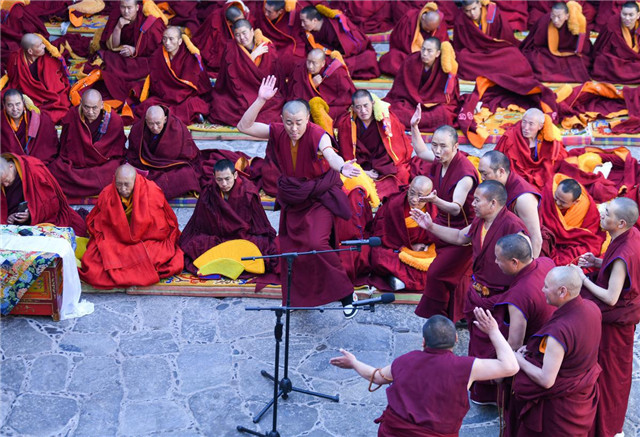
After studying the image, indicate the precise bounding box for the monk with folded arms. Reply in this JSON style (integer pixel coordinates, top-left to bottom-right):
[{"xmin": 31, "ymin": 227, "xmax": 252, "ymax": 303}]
[
  {"xmin": 1, "ymin": 89, "xmax": 58, "ymax": 164},
  {"xmin": 179, "ymin": 159, "xmax": 279, "ymax": 275},
  {"xmin": 80, "ymin": 164, "xmax": 184, "ymax": 288},
  {"xmin": 541, "ymin": 176, "xmax": 606, "ymax": 266},
  {"xmin": 48, "ymin": 89, "xmax": 126, "ymax": 198},
  {"xmin": 510, "ymin": 266, "xmax": 602, "ymax": 437},
  {"xmin": 5, "ymin": 33, "xmax": 70, "ymax": 123},
  {"xmin": 574, "ymin": 197, "xmax": 640, "ymax": 437},
  {"xmin": 237, "ymin": 76, "xmax": 361, "ymax": 318},
  {"xmin": 0, "ymin": 154, "xmax": 86, "ymax": 237},
  {"xmin": 411, "ymin": 181, "xmax": 527, "ymax": 405},
  {"xmin": 330, "ymin": 310, "xmax": 519, "ymax": 436},
  {"xmin": 126, "ymin": 105, "xmax": 202, "ymax": 200}
]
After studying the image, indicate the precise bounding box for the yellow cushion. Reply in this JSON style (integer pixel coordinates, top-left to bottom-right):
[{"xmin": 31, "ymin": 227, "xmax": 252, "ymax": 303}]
[
  {"xmin": 197, "ymin": 258, "xmax": 246, "ymax": 280},
  {"xmin": 75, "ymin": 237, "xmax": 89, "ymax": 268},
  {"xmin": 193, "ymin": 239, "xmax": 265, "ymax": 274}
]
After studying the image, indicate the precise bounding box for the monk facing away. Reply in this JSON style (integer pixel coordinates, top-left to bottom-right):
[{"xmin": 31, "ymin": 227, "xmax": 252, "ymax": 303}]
[
  {"xmin": 237, "ymin": 75, "xmax": 361, "ymax": 318},
  {"xmin": 48, "ymin": 89, "xmax": 127, "ymax": 198},
  {"xmin": 80, "ymin": 163, "xmax": 184, "ymax": 288},
  {"xmin": 575, "ymin": 197, "xmax": 640, "ymax": 437},
  {"xmin": 0, "ymin": 154, "xmax": 86, "ymax": 237},
  {"xmin": 0, "ymin": 89, "xmax": 59, "ymax": 164},
  {"xmin": 330, "ymin": 310, "xmax": 519, "ymax": 436},
  {"xmin": 179, "ymin": 159, "xmax": 279, "ymax": 275},
  {"xmin": 5, "ymin": 33, "xmax": 70, "ymax": 124},
  {"xmin": 510, "ymin": 266, "xmax": 602, "ymax": 437},
  {"xmin": 126, "ymin": 105, "xmax": 202, "ymax": 200}
]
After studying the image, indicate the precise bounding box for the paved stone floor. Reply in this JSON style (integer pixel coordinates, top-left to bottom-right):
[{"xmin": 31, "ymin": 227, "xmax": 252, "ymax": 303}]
[{"xmin": 1, "ymin": 293, "xmax": 639, "ymax": 437}]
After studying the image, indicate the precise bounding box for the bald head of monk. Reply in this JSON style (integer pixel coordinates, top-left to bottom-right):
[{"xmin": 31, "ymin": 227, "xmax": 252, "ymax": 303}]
[
  {"xmin": 0, "ymin": 156, "xmax": 18, "ymax": 188},
  {"xmin": 423, "ymin": 315, "xmax": 457, "ymax": 350},
  {"xmin": 225, "ymin": 5, "xmax": 245, "ymax": 24},
  {"xmin": 521, "ymin": 108, "xmax": 545, "ymax": 141},
  {"xmin": 300, "ymin": 6, "xmax": 323, "ymax": 32},
  {"xmin": 80, "ymin": 89, "xmax": 103, "ymax": 124},
  {"xmin": 162, "ymin": 26, "xmax": 182, "ymax": 57},
  {"xmin": 421, "ymin": 37, "xmax": 441, "ymax": 69},
  {"xmin": 21, "ymin": 34, "xmax": 45, "ymax": 62},
  {"xmin": 473, "ymin": 180, "xmax": 507, "ymax": 220},
  {"xmin": 601, "ymin": 197, "xmax": 639, "ymax": 237},
  {"xmin": 145, "ymin": 106, "xmax": 167, "ymax": 135},
  {"xmin": 3, "ymin": 89, "xmax": 25, "ymax": 123},
  {"xmin": 213, "ymin": 159, "xmax": 238, "ymax": 195},
  {"xmin": 554, "ymin": 178, "xmax": 581, "ymax": 213},
  {"xmin": 115, "ymin": 163, "xmax": 137, "ymax": 199},
  {"xmin": 351, "ymin": 89, "xmax": 374, "ymax": 124},
  {"xmin": 233, "ymin": 19, "xmax": 255, "ymax": 50},
  {"xmin": 421, "ymin": 10, "xmax": 441, "ymax": 33},
  {"xmin": 119, "ymin": 0, "xmax": 139, "ymax": 22},
  {"xmin": 281, "ymin": 99, "xmax": 310, "ymax": 142},
  {"xmin": 306, "ymin": 49, "xmax": 326, "ymax": 75},
  {"xmin": 550, "ymin": 2, "xmax": 569, "ymax": 29},
  {"xmin": 431, "ymin": 125, "xmax": 459, "ymax": 168},
  {"xmin": 461, "ymin": 0, "xmax": 482, "ymax": 23},
  {"xmin": 264, "ymin": 0, "xmax": 285, "ymax": 22},
  {"xmin": 478, "ymin": 150, "xmax": 511, "ymax": 185},
  {"xmin": 621, "ymin": 1, "xmax": 640, "ymax": 30},
  {"xmin": 543, "ymin": 266, "xmax": 582, "ymax": 308},
  {"xmin": 495, "ymin": 233, "xmax": 533, "ymax": 276},
  {"xmin": 407, "ymin": 175, "xmax": 433, "ymax": 210}
]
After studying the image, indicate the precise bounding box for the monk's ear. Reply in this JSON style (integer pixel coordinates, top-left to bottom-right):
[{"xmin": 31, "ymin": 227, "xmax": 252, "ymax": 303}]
[{"xmin": 233, "ymin": 171, "xmax": 238, "ymax": 180}]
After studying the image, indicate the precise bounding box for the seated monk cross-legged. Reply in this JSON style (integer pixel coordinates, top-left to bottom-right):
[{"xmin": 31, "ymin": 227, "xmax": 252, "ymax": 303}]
[{"xmin": 80, "ymin": 163, "xmax": 184, "ymax": 288}]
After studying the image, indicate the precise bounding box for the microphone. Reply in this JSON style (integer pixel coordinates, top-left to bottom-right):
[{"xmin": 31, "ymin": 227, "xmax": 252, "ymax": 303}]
[
  {"xmin": 340, "ymin": 237, "xmax": 382, "ymax": 247},
  {"xmin": 352, "ymin": 293, "xmax": 395, "ymax": 307}
]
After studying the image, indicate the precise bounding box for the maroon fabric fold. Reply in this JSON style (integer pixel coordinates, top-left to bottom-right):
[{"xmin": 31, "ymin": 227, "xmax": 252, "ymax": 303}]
[
  {"xmin": 591, "ymin": 15, "xmax": 640, "ymax": 84},
  {"xmin": 0, "ymin": 110, "xmax": 59, "ymax": 164}
]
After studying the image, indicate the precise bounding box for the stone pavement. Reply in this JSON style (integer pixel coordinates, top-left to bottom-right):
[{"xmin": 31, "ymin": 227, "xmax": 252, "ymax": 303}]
[{"xmin": 1, "ymin": 293, "xmax": 639, "ymax": 437}]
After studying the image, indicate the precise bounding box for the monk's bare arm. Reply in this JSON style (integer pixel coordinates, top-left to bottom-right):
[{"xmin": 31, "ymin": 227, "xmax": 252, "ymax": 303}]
[
  {"xmin": 410, "ymin": 125, "xmax": 435, "ymax": 162},
  {"xmin": 237, "ymin": 76, "xmax": 277, "ymax": 139},
  {"xmin": 321, "ymin": 137, "xmax": 361, "ymax": 177},
  {"xmin": 468, "ymin": 308, "xmax": 519, "ymax": 389},
  {"xmin": 506, "ymin": 305, "xmax": 527, "ymax": 350},
  {"xmin": 578, "ymin": 259, "xmax": 627, "ymax": 306},
  {"xmin": 514, "ymin": 194, "xmax": 542, "ymax": 258},
  {"xmin": 410, "ymin": 209, "xmax": 472, "ymax": 245},
  {"xmin": 330, "ymin": 349, "xmax": 393, "ymax": 386},
  {"xmin": 515, "ymin": 336, "xmax": 564, "ymax": 389},
  {"xmin": 431, "ymin": 176, "xmax": 474, "ymax": 216}
]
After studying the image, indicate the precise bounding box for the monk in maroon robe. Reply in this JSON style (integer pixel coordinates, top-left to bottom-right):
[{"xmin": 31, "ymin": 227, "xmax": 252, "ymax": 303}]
[
  {"xmin": 164, "ymin": 1, "xmax": 199, "ymax": 33},
  {"xmin": 5, "ymin": 34, "xmax": 70, "ymax": 124},
  {"xmin": 80, "ymin": 164, "xmax": 184, "ymax": 288},
  {"xmin": 237, "ymin": 76, "xmax": 361, "ymax": 316},
  {"xmin": 47, "ymin": 90, "xmax": 126, "ymax": 199},
  {"xmin": 0, "ymin": 1, "xmax": 50, "ymax": 69},
  {"xmin": 379, "ymin": 3, "xmax": 449, "ymax": 77},
  {"xmin": 495, "ymin": 0, "xmax": 528, "ymax": 31},
  {"xmin": 576, "ymin": 197, "xmax": 640, "ymax": 437},
  {"xmin": 179, "ymin": 159, "xmax": 279, "ymax": 275},
  {"xmin": 300, "ymin": 5, "xmax": 380, "ymax": 80},
  {"xmin": 0, "ymin": 153, "xmax": 86, "ymax": 237},
  {"xmin": 285, "ymin": 49, "xmax": 355, "ymax": 120},
  {"xmin": 384, "ymin": 38, "xmax": 460, "ymax": 131},
  {"xmin": 208, "ymin": 20, "xmax": 284, "ymax": 126},
  {"xmin": 594, "ymin": 0, "xmax": 627, "ymax": 31},
  {"xmin": 520, "ymin": 2, "xmax": 592, "ymax": 83},
  {"xmin": 0, "ymin": 89, "xmax": 58, "ymax": 164},
  {"xmin": 511, "ymin": 266, "xmax": 601, "ymax": 437},
  {"xmin": 133, "ymin": 27, "xmax": 210, "ymax": 126},
  {"xmin": 591, "ymin": 2, "xmax": 640, "ymax": 84},
  {"xmin": 330, "ymin": 311, "xmax": 519, "ymax": 436},
  {"xmin": 335, "ymin": 90, "xmax": 413, "ymax": 200},
  {"xmin": 331, "ymin": 1, "xmax": 394, "ymax": 33},
  {"xmin": 126, "ymin": 105, "xmax": 202, "ymax": 200},
  {"xmin": 527, "ymin": 0, "xmax": 596, "ymax": 30}
]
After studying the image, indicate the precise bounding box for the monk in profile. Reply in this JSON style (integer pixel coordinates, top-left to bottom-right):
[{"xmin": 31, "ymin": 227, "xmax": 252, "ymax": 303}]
[
  {"xmin": 384, "ymin": 38, "xmax": 460, "ymax": 130},
  {"xmin": 520, "ymin": 2, "xmax": 592, "ymax": 83},
  {"xmin": 379, "ymin": 3, "xmax": 449, "ymax": 77},
  {"xmin": 133, "ymin": 26, "xmax": 210, "ymax": 126},
  {"xmin": 5, "ymin": 33, "xmax": 70, "ymax": 123},
  {"xmin": 285, "ymin": 49, "xmax": 355, "ymax": 120},
  {"xmin": 0, "ymin": 1, "xmax": 50, "ymax": 69},
  {"xmin": 49, "ymin": 89, "xmax": 126, "ymax": 198},
  {"xmin": 126, "ymin": 105, "xmax": 202, "ymax": 200},
  {"xmin": 1, "ymin": 89, "xmax": 58, "ymax": 164},
  {"xmin": 300, "ymin": 5, "xmax": 380, "ymax": 79},
  {"xmin": 208, "ymin": 19, "xmax": 284, "ymax": 127},
  {"xmin": 0, "ymin": 154, "xmax": 86, "ymax": 236},
  {"xmin": 80, "ymin": 163, "xmax": 184, "ymax": 288}
]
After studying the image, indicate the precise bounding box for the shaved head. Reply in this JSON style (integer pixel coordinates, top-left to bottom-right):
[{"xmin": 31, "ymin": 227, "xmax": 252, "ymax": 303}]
[
  {"xmin": 496, "ymin": 234, "xmax": 532, "ymax": 263},
  {"xmin": 282, "ymin": 99, "xmax": 309, "ymax": 117},
  {"xmin": 20, "ymin": 33, "xmax": 41, "ymax": 50},
  {"xmin": 477, "ymin": 180, "xmax": 507, "ymax": 206},
  {"xmin": 411, "ymin": 175, "xmax": 433, "ymax": 193},
  {"xmin": 80, "ymin": 89, "xmax": 103, "ymax": 123},
  {"xmin": 0, "ymin": 156, "xmax": 18, "ymax": 188},
  {"xmin": 610, "ymin": 197, "xmax": 640, "ymax": 229},
  {"xmin": 423, "ymin": 315, "xmax": 457, "ymax": 349},
  {"xmin": 225, "ymin": 5, "xmax": 244, "ymax": 22},
  {"xmin": 523, "ymin": 108, "xmax": 545, "ymax": 125},
  {"xmin": 145, "ymin": 106, "xmax": 167, "ymax": 135},
  {"xmin": 81, "ymin": 89, "xmax": 102, "ymax": 105},
  {"xmin": 307, "ymin": 48, "xmax": 326, "ymax": 62},
  {"xmin": 164, "ymin": 26, "xmax": 181, "ymax": 39},
  {"xmin": 306, "ymin": 48, "xmax": 326, "ymax": 74},
  {"xmin": 115, "ymin": 164, "xmax": 137, "ymax": 198},
  {"xmin": 547, "ymin": 266, "xmax": 582, "ymax": 298},
  {"xmin": 421, "ymin": 10, "xmax": 441, "ymax": 32},
  {"xmin": 407, "ymin": 175, "xmax": 433, "ymax": 209}
]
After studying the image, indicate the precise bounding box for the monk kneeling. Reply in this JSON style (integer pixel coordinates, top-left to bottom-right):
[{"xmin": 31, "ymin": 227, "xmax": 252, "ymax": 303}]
[{"xmin": 80, "ymin": 164, "xmax": 184, "ymax": 288}]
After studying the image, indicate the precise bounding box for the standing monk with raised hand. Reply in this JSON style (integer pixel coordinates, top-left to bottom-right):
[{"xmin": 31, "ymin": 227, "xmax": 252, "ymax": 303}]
[{"xmin": 237, "ymin": 75, "xmax": 361, "ymax": 318}]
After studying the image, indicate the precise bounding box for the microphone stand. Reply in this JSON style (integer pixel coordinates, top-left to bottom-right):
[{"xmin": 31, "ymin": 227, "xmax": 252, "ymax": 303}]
[{"xmin": 237, "ymin": 245, "xmax": 371, "ymax": 437}]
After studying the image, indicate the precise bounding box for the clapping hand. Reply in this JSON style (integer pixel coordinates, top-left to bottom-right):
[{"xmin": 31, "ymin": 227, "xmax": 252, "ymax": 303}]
[
  {"xmin": 409, "ymin": 208, "xmax": 433, "ymax": 230},
  {"xmin": 258, "ymin": 75, "xmax": 278, "ymax": 101},
  {"xmin": 410, "ymin": 104, "xmax": 422, "ymax": 128},
  {"xmin": 472, "ymin": 307, "xmax": 498, "ymax": 335},
  {"xmin": 577, "ymin": 252, "xmax": 597, "ymax": 268}
]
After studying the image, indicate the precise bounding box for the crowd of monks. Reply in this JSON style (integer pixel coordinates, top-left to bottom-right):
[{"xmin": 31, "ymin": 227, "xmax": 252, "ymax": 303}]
[{"xmin": 1, "ymin": 0, "xmax": 640, "ymax": 436}]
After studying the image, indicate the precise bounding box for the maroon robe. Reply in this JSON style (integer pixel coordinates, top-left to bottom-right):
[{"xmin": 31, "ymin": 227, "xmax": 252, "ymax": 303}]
[
  {"xmin": 511, "ymin": 295, "xmax": 601, "ymax": 437},
  {"xmin": 377, "ymin": 349, "xmax": 476, "ymax": 437},
  {"xmin": 331, "ymin": 1, "xmax": 394, "ymax": 33},
  {"xmin": 179, "ymin": 176, "xmax": 279, "ymax": 275},
  {"xmin": 267, "ymin": 122, "xmax": 353, "ymax": 306},
  {"xmin": 304, "ymin": 12, "xmax": 380, "ymax": 79},
  {"xmin": 49, "ymin": 106, "xmax": 126, "ymax": 198},
  {"xmin": 505, "ymin": 171, "xmax": 541, "ymax": 212},
  {"xmin": 520, "ymin": 13, "xmax": 592, "ymax": 83},
  {"xmin": 495, "ymin": 0, "xmax": 528, "ymax": 31},
  {"xmin": 383, "ymin": 52, "xmax": 460, "ymax": 130},
  {"xmin": 126, "ymin": 107, "xmax": 202, "ymax": 200},
  {"xmin": 166, "ymin": 1, "xmax": 199, "ymax": 32},
  {"xmin": 191, "ymin": 3, "xmax": 240, "ymax": 79},
  {"xmin": 133, "ymin": 44, "xmax": 211, "ymax": 125},
  {"xmin": 285, "ymin": 58, "xmax": 355, "ymax": 120},
  {"xmin": 465, "ymin": 207, "xmax": 527, "ymax": 404},
  {"xmin": 583, "ymin": 227, "xmax": 640, "ymax": 437},
  {"xmin": 369, "ymin": 191, "xmax": 431, "ymax": 292},
  {"xmin": 5, "ymin": 50, "xmax": 71, "ymax": 124},
  {"xmin": 595, "ymin": 1, "xmax": 627, "ymax": 32},
  {"xmin": 415, "ymin": 151, "xmax": 478, "ymax": 323},
  {"xmin": 591, "ymin": 16, "xmax": 640, "ymax": 84},
  {"xmin": 207, "ymin": 37, "xmax": 284, "ymax": 126},
  {"xmin": 0, "ymin": 3, "xmax": 50, "ymax": 69},
  {"xmin": 0, "ymin": 109, "xmax": 58, "ymax": 164},
  {"xmin": 557, "ymin": 82, "xmax": 628, "ymax": 130},
  {"xmin": 378, "ymin": 5, "xmax": 449, "ymax": 77},
  {"xmin": 527, "ymin": 1, "xmax": 596, "ymax": 30}
]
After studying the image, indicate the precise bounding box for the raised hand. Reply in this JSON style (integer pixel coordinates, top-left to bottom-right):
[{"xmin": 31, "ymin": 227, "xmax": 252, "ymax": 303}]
[
  {"xmin": 410, "ymin": 104, "xmax": 422, "ymax": 128},
  {"xmin": 409, "ymin": 208, "xmax": 433, "ymax": 230},
  {"xmin": 251, "ymin": 42, "xmax": 270, "ymax": 60},
  {"xmin": 577, "ymin": 252, "xmax": 597, "ymax": 268},
  {"xmin": 341, "ymin": 159, "xmax": 361, "ymax": 178},
  {"xmin": 258, "ymin": 75, "xmax": 278, "ymax": 101},
  {"xmin": 329, "ymin": 349, "xmax": 357, "ymax": 369},
  {"xmin": 472, "ymin": 307, "xmax": 498, "ymax": 335},
  {"xmin": 420, "ymin": 190, "xmax": 438, "ymax": 203}
]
